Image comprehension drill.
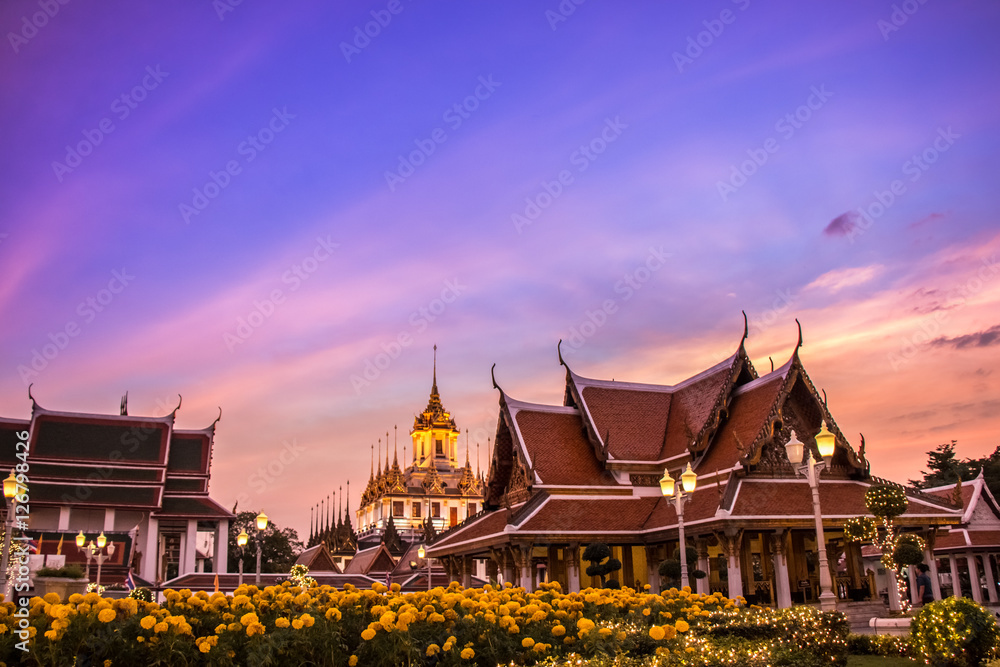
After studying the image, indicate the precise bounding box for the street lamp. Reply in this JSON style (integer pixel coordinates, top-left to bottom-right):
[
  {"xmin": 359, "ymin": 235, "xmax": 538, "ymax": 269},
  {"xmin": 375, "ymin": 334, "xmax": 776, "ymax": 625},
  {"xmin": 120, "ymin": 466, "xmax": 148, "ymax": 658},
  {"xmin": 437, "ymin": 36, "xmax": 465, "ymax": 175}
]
[
  {"xmin": 237, "ymin": 529, "xmax": 249, "ymax": 587},
  {"xmin": 418, "ymin": 544, "xmax": 431, "ymax": 591},
  {"xmin": 89, "ymin": 532, "xmax": 116, "ymax": 590},
  {"xmin": 660, "ymin": 462, "xmax": 698, "ymax": 586},
  {"xmin": 254, "ymin": 512, "xmax": 267, "ymax": 585},
  {"xmin": 1, "ymin": 470, "xmax": 19, "ymax": 598},
  {"xmin": 785, "ymin": 425, "xmax": 837, "ymax": 611}
]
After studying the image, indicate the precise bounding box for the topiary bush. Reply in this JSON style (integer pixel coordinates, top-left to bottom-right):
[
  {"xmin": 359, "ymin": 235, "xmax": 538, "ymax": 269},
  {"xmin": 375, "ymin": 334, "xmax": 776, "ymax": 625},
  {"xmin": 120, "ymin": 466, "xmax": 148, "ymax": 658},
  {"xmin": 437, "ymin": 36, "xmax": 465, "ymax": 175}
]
[
  {"xmin": 911, "ymin": 597, "xmax": 1000, "ymax": 666},
  {"xmin": 583, "ymin": 542, "xmax": 622, "ymax": 588},
  {"xmin": 847, "ymin": 633, "xmax": 911, "ymax": 657}
]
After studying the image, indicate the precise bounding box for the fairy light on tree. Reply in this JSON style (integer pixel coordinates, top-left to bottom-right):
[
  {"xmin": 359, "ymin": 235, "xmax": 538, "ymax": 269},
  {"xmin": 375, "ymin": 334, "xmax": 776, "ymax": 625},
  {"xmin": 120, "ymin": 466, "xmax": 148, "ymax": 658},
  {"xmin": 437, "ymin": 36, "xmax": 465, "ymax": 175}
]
[{"xmin": 844, "ymin": 483, "xmax": 922, "ymax": 613}]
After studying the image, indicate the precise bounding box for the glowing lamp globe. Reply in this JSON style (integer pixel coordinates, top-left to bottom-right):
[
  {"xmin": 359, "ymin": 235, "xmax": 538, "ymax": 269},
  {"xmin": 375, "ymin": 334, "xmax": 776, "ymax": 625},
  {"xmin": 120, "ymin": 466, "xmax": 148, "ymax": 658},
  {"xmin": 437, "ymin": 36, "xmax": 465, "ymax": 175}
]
[
  {"xmin": 3, "ymin": 470, "xmax": 17, "ymax": 499},
  {"xmin": 418, "ymin": 545, "xmax": 426, "ymax": 559},
  {"xmin": 255, "ymin": 512, "xmax": 268, "ymax": 531},
  {"xmin": 785, "ymin": 431, "xmax": 805, "ymax": 465},
  {"xmin": 76, "ymin": 531, "xmax": 86, "ymax": 548},
  {"xmin": 97, "ymin": 532, "xmax": 107, "ymax": 549},
  {"xmin": 681, "ymin": 463, "xmax": 698, "ymax": 494},
  {"xmin": 237, "ymin": 530, "xmax": 249, "ymax": 547},
  {"xmin": 815, "ymin": 421, "xmax": 836, "ymax": 460},
  {"xmin": 659, "ymin": 469, "xmax": 675, "ymax": 498}
]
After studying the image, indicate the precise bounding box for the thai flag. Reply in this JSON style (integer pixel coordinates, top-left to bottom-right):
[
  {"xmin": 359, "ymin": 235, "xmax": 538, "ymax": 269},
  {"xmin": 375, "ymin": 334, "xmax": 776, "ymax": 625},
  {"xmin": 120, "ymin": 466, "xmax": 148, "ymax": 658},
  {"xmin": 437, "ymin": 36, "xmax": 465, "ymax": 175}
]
[
  {"xmin": 125, "ymin": 571, "xmax": 137, "ymax": 591},
  {"xmin": 26, "ymin": 539, "xmax": 38, "ymax": 554}
]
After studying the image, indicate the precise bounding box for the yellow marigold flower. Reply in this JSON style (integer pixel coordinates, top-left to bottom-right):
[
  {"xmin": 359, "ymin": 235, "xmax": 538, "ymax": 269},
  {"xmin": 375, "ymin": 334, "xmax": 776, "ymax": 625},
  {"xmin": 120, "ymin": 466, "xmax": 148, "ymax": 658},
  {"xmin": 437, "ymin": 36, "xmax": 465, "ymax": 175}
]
[
  {"xmin": 153, "ymin": 622, "xmax": 168, "ymax": 634},
  {"xmin": 246, "ymin": 622, "xmax": 266, "ymax": 637},
  {"xmin": 136, "ymin": 637, "xmax": 144, "ymax": 643},
  {"xmin": 576, "ymin": 617, "xmax": 595, "ymax": 631},
  {"xmin": 228, "ymin": 622, "xmax": 243, "ymax": 632},
  {"xmin": 649, "ymin": 625, "xmax": 666, "ymax": 641},
  {"xmin": 617, "ymin": 631, "xmax": 627, "ymax": 641},
  {"xmin": 325, "ymin": 607, "xmax": 342, "ymax": 621},
  {"xmin": 461, "ymin": 647, "xmax": 475, "ymax": 659},
  {"xmin": 361, "ymin": 628, "xmax": 377, "ymax": 641},
  {"xmin": 663, "ymin": 625, "xmax": 677, "ymax": 640},
  {"xmin": 98, "ymin": 608, "xmax": 116, "ymax": 623},
  {"xmin": 349, "ymin": 657, "xmax": 358, "ymax": 666},
  {"xmin": 426, "ymin": 644, "xmax": 440, "ymax": 656},
  {"xmin": 292, "ymin": 619, "xmax": 304, "ymax": 630},
  {"xmin": 140, "ymin": 615, "xmax": 157, "ymax": 630},
  {"xmin": 675, "ymin": 619, "xmax": 690, "ymax": 633},
  {"xmin": 275, "ymin": 617, "xmax": 290, "ymax": 628},
  {"xmin": 44, "ymin": 629, "xmax": 58, "ymax": 641},
  {"xmin": 533, "ymin": 643, "xmax": 547, "ymax": 653},
  {"xmin": 240, "ymin": 612, "xmax": 259, "ymax": 627},
  {"xmin": 552, "ymin": 624, "xmax": 566, "ymax": 636},
  {"xmin": 522, "ymin": 637, "xmax": 535, "ymax": 648},
  {"xmin": 508, "ymin": 624, "xmax": 520, "ymax": 635},
  {"xmin": 69, "ymin": 594, "xmax": 84, "ymax": 604}
]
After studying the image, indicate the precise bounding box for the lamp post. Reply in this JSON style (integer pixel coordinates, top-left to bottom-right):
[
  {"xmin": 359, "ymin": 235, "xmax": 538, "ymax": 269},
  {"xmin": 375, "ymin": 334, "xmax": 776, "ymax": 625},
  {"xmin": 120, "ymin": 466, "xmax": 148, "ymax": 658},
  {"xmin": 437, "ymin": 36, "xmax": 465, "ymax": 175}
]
[
  {"xmin": 254, "ymin": 512, "xmax": 267, "ymax": 586},
  {"xmin": 785, "ymin": 424, "xmax": 837, "ymax": 612},
  {"xmin": 75, "ymin": 530, "xmax": 93, "ymax": 581},
  {"xmin": 660, "ymin": 463, "xmax": 698, "ymax": 586},
  {"xmin": 89, "ymin": 532, "xmax": 116, "ymax": 590},
  {"xmin": 237, "ymin": 529, "xmax": 248, "ymax": 587},
  {"xmin": 1, "ymin": 470, "xmax": 19, "ymax": 598},
  {"xmin": 418, "ymin": 544, "xmax": 431, "ymax": 591}
]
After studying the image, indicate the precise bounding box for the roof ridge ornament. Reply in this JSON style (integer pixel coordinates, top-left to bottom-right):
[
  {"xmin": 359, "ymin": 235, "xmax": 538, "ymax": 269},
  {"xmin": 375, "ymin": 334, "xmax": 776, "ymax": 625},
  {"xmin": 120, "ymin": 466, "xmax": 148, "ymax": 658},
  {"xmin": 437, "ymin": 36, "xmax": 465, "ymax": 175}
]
[
  {"xmin": 795, "ymin": 318, "xmax": 803, "ymax": 351},
  {"xmin": 211, "ymin": 407, "xmax": 223, "ymax": 429},
  {"xmin": 557, "ymin": 339, "xmax": 567, "ymax": 367},
  {"xmin": 741, "ymin": 310, "xmax": 748, "ymax": 343},
  {"xmin": 491, "ymin": 363, "xmax": 500, "ymax": 391}
]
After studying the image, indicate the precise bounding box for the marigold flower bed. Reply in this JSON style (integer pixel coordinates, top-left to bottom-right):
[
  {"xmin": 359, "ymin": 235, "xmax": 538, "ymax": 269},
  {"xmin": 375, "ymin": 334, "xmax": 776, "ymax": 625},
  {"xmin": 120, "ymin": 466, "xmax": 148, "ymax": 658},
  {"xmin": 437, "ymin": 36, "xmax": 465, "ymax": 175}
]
[{"xmin": 0, "ymin": 581, "xmax": 848, "ymax": 666}]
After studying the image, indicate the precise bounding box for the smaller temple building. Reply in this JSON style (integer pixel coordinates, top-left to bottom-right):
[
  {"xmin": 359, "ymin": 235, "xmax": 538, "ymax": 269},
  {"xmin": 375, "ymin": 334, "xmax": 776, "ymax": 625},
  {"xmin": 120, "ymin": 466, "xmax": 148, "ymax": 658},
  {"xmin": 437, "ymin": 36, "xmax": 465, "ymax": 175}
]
[{"xmin": 0, "ymin": 390, "xmax": 234, "ymax": 587}]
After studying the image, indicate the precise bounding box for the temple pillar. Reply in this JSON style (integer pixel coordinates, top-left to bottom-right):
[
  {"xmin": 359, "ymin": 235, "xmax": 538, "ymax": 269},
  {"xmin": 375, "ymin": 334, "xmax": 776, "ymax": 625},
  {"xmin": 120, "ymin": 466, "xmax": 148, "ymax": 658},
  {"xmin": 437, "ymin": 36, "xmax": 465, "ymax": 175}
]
[
  {"xmin": 461, "ymin": 556, "xmax": 473, "ymax": 588},
  {"xmin": 141, "ymin": 515, "xmax": 158, "ymax": 583},
  {"xmin": 983, "ymin": 555, "xmax": 998, "ymax": 604},
  {"xmin": 696, "ymin": 540, "xmax": 710, "ymax": 596},
  {"xmin": 503, "ymin": 547, "xmax": 515, "ymax": 586},
  {"xmin": 103, "ymin": 508, "xmax": 116, "ymax": 533},
  {"xmin": 519, "ymin": 544, "xmax": 533, "ymax": 590},
  {"xmin": 181, "ymin": 518, "xmax": 198, "ymax": 576},
  {"xmin": 887, "ymin": 571, "xmax": 902, "ymax": 611},
  {"xmin": 950, "ymin": 554, "xmax": 963, "ymax": 598},
  {"xmin": 645, "ymin": 545, "xmax": 660, "ymax": 594},
  {"xmin": 770, "ymin": 530, "xmax": 792, "ymax": 609},
  {"xmin": 924, "ymin": 546, "xmax": 942, "ymax": 601},
  {"xmin": 909, "ymin": 565, "xmax": 919, "ymax": 606},
  {"xmin": 58, "ymin": 506, "xmax": 71, "ymax": 531},
  {"xmin": 567, "ymin": 543, "xmax": 581, "ymax": 593},
  {"xmin": 215, "ymin": 519, "xmax": 229, "ymax": 574},
  {"xmin": 717, "ymin": 531, "xmax": 744, "ymax": 601},
  {"xmin": 967, "ymin": 552, "xmax": 983, "ymax": 603}
]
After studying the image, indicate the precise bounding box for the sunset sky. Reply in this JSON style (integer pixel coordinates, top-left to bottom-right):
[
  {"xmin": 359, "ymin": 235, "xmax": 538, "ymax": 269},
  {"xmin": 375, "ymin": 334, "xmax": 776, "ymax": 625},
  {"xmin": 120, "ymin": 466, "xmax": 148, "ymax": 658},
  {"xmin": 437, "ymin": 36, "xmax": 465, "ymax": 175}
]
[{"xmin": 2, "ymin": 0, "xmax": 998, "ymax": 540}]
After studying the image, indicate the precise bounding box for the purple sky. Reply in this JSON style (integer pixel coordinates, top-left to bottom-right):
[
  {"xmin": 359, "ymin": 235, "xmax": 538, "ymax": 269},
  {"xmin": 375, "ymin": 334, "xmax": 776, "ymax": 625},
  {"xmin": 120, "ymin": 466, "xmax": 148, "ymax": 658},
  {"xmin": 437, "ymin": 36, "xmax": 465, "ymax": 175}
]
[{"xmin": 2, "ymin": 0, "xmax": 998, "ymax": 540}]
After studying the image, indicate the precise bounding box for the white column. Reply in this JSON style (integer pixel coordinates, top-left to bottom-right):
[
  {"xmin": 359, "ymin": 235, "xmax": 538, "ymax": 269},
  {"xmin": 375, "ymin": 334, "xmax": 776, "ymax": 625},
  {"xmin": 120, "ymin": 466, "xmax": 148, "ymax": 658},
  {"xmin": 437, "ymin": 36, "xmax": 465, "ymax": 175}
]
[
  {"xmin": 215, "ymin": 519, "xmax": 229, "ymax": 574},
  {"xmin": 141, "ymin": 516, "xmax": 158, "ymax": 583},
  {"xmin": 924, "ymin": 549, "xmax": 942, "ymax": 600},
  {"xmin": 908, "ymin": 566, "xmax": 919, "ymax": 606},
  {"xmin": 520, "ymin": 546, "xmax": 532, "ymax": 590},
  {"xmin": 727, "ymin": 554, "xmax": 744, "ymax": 599},
  {"xmin": 57, "ymin": 506, "xmax": 71, "ymax": 531},
  {"xmin": 773, "ymin": 551, "xmax": 792, "ymax": 609},
  {"xmin": 967, "ymin": 552, "xmax": 983, "ymax": 603},
  {"xmin": 950, "ymin": 554, "xmax": 963, "ymax": 598},
  {"xmin": 887, "ymin": 572, "xmax": 902, "ymax": 611},
  {"xmin": 182, "ymin": 518, "xmax": 198, "ymax": 576},
  {"xmin": 983, "ymin": 554, "xmax": 998, "ymax": 604},
  {"xmin": 696, "ymin": 547, "xmax": 710, "ymax": 596},
  {"xmin": 103, "ymin": 508, "xmax": 116, "ymax": 532},
  {"xmin": 568, "ymin": 544, "xmax": 581, "ymax": 593}
]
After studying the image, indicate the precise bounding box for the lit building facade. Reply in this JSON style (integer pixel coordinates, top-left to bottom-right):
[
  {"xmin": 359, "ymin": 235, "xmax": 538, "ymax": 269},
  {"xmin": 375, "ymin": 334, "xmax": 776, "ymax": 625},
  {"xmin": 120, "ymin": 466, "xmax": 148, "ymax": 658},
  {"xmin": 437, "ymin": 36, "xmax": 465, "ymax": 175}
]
[{"xmin": 356, "ymin": 352, "xmax": 485, "ymax": 546}]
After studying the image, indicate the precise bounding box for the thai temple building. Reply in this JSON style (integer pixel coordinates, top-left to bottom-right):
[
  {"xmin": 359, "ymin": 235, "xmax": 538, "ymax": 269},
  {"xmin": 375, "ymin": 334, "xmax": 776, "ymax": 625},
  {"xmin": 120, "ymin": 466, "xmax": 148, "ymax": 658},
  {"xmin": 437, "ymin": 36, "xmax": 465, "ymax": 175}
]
[
  {"xmin": 353, "ymin": 348, "xmax": 486, "ymax": 548},
  {"xmin": 305, "ymin": 485, "xmax": 358, "ymax": 570},
  {"xmin": 426, "ymin": 322, "xmax": 966, "ymax": 612},
  {"xmin": 0, "ymin": 390, "xmax": 233, "ymax": 587}
]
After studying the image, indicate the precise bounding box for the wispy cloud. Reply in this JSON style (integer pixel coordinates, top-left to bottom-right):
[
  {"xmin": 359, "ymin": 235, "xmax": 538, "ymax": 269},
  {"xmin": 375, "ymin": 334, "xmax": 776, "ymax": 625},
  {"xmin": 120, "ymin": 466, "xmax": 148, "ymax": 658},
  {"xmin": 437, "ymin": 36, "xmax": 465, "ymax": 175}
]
[
  {"xmin": 930, "ymin": 324, "xmax": 1000, "ymax": 350},
  {"xmin": 805, "ymin": 265, "xmax": 884, "ymax": 293}
]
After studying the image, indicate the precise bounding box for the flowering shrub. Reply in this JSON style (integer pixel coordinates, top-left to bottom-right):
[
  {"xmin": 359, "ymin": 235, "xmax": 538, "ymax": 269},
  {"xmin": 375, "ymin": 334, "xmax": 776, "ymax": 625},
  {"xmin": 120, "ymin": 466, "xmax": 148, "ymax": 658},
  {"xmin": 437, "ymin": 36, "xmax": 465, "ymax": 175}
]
[
  {"xmin": 0, "ymin": 581, "xmax": 851, "ymax": 666},
  {"xmin": 911, "ymin": 597, "xmax": 1000, "ymax": 667}
]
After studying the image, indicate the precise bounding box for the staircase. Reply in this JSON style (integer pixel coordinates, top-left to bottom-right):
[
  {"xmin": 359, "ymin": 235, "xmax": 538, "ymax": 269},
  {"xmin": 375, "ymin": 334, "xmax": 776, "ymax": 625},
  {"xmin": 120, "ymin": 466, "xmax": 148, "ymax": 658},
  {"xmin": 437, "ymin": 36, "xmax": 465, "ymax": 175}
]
[{"xmin": 840, "ymin": 600, "xmax": 892, "ymax": 634}]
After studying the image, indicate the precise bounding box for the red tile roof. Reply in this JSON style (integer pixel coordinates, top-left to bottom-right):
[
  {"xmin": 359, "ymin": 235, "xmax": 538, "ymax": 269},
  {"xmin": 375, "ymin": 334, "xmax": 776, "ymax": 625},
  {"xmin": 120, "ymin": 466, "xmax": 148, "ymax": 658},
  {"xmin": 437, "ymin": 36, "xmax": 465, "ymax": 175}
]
[
  {"xmin": 518, "ymin": 497, "xmax": 659, "ymax": 533},
  {"xmin": 697, "ymin": 374, "xmax": 785, "ymax": 473},
  {"xmin": 729, "ymin": 479, "xmax": 961, "ymax": 518},
  {"xmin": 512, "ymin": 409, "xmax": 616, "ymax": 486},
  {"xmin": 428, "ymin": 507, "xmax": 513, "ymax": 552}
]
